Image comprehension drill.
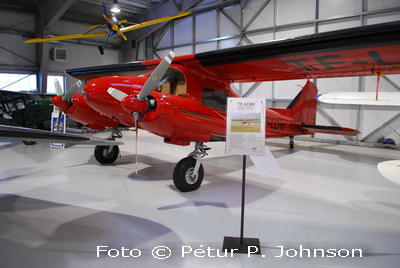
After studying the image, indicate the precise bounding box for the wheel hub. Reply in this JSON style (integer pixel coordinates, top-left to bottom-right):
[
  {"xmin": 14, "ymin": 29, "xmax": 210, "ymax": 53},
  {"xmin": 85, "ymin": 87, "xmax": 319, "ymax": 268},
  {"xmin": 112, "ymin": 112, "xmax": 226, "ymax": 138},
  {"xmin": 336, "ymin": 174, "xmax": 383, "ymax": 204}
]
[
  {"xmin": 102, "ymin": 147, "xmax": 113, "ymax": 159},
  {"xmin": 185, "ymin": 167, "xmax": 198, "ymax": 184}
]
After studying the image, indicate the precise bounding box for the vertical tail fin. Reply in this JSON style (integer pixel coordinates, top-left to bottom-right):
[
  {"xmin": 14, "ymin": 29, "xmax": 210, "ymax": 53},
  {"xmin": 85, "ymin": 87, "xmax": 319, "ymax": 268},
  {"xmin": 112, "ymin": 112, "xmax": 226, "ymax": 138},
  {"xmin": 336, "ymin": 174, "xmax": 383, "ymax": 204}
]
[{"xmin": 283, "ymin": 80, "xmax": 318, "ymax": 125}]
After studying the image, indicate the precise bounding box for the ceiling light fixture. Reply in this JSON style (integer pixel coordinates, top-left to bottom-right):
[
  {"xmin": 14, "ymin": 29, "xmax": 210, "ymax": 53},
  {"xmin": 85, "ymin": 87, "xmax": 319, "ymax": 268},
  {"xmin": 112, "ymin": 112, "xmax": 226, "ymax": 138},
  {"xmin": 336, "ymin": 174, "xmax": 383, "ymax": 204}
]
[{"xmin": 111, "ymin": 0, "xmax": 121, "ymax": 13}]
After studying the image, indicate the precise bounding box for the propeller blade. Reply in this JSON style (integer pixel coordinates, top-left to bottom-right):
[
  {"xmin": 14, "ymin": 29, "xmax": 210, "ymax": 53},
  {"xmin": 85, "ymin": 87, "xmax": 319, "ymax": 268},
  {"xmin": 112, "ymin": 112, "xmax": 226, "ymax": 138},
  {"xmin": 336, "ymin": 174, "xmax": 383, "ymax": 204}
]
[
  {"xmin": 116, "ymin": 28, "xmax": 128, "ymax": 41},
  {"xmin": 54, "ymin": 79, "xmax": 63, "ymax": 96},
  {"xmin": 103, "ymin": 3, "xmax": 108, "ymax": 16},
  {"xmin": 61, "ymin": 80, "xmax": 82, "ymax": 102},
  {"xmin": 138, "ymin": 51, "xmax": 175, "ymax": 101},
  {"xmin": 108, "ymin": 87, "xmax": 128, "ymax": 101},
  {"xmin": 133, "ymin": 112, "xmax": 140, "ymax": 174},
  {"xmin": 102, "ymin": 14, "xmax": 114, "ymax": 27}
]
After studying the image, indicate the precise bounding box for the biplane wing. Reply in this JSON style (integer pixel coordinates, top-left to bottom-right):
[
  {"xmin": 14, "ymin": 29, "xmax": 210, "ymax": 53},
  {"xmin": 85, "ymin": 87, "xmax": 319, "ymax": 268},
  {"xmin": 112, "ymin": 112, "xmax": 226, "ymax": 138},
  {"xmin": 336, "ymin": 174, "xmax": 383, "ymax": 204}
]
[
  {"xmin": 24, "ymin": 32, "xmax": 110, "ymax": 43},
  {"xmin": 66, "ymin": 21, "xmax": 400, "ymax": 83}
]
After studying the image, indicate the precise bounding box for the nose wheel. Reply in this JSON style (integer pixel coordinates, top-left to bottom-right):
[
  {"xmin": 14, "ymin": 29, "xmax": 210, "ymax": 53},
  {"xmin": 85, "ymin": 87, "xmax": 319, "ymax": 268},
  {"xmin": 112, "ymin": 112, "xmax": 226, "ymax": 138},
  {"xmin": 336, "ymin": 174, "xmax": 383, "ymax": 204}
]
[
  {"xmin": 173, "ymin": 141, "xmax": 210, "ymax": 192},
  {"xmin": 94, "ymin": 129, "xmax": 122, "ymax": 164},
  {"xmin": 94, "ymin": 145, "xmax": 120, "ymax": 164}
]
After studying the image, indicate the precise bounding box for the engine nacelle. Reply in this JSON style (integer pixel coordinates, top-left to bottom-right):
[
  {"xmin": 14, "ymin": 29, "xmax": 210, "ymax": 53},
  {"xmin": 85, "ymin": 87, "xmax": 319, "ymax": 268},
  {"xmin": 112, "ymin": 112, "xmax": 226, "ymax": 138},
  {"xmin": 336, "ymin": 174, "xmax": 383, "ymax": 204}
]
[{"xmin": 52, "ymin": 94, "xmax": 118, "ymax": 130}]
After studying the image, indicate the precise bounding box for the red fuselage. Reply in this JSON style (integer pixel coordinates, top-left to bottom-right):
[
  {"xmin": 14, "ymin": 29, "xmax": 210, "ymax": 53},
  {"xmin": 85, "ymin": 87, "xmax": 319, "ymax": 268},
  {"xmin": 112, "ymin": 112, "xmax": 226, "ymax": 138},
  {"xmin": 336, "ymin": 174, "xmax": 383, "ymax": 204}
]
[{"xmin": 52, "ymin": 68, "xmax": 322, "ymax": 146}]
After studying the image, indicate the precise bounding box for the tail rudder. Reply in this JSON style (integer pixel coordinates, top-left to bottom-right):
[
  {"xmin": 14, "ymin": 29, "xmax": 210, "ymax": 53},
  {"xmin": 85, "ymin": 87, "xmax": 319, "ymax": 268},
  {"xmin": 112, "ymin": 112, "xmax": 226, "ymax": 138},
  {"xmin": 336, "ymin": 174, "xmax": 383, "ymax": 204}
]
[
  {"xmin": 283, "ymin": 80, "xmax": 318, "ymax": 125},
  {"xmin": 283, "ymin": 81, "xmax": 360, "ymax": 136}
]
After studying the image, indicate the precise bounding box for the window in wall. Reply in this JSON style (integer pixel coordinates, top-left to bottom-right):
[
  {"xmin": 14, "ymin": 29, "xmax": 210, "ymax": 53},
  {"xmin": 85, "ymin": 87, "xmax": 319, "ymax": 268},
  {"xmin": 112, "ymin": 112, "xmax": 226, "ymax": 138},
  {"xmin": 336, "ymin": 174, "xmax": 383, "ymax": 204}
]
[
  {"xmin": 0, "ymin": 73, "xmax": 37, "ymax": 92},
  {"xmin": 0, "ymin": 73, "xmax": 65, "ymax": 94}
]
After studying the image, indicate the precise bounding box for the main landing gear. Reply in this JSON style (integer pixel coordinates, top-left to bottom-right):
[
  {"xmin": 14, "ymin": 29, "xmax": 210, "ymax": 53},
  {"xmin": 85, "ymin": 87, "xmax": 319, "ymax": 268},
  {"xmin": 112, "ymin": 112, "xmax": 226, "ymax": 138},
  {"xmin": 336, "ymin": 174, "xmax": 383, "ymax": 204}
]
[
  {"xmin": 94, "ymin": 129, "xmax": 122, "ymax": 164},
  {"xmin": 173, "ymin": 141, "xmax": 211, "ymax": 192},
  {"xmin": 289, "ymin": 136, "xmax": 294, "ymax": 149},
  {"xmin": 93, "ymin": 131, "xmax": 211, "ymax": 192}
]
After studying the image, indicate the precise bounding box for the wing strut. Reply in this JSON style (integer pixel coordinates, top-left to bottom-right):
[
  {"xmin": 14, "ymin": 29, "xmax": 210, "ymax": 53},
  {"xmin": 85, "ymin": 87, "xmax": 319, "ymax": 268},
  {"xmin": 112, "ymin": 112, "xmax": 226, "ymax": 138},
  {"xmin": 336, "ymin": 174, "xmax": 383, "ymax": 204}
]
[{"xmin": 375, "ymin": 73, "xmax": 383, "ymax": 101}]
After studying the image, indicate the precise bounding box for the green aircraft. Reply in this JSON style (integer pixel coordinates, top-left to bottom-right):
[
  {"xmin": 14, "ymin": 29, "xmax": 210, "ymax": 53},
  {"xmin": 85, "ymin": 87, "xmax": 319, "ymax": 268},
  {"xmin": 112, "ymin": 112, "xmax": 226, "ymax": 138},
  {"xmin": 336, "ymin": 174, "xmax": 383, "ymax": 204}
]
[{"xmin": 0, "ymin": 90, "xmax": 54, "ymax": 144}]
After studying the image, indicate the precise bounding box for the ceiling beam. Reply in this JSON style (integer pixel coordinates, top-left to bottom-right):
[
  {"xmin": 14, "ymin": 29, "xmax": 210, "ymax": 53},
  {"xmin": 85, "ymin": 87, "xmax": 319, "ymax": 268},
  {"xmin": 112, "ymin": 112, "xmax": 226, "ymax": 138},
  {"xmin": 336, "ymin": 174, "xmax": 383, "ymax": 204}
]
[{"xmin": 38, "ymin": 0, "xmax": 76, "ymax": 29}]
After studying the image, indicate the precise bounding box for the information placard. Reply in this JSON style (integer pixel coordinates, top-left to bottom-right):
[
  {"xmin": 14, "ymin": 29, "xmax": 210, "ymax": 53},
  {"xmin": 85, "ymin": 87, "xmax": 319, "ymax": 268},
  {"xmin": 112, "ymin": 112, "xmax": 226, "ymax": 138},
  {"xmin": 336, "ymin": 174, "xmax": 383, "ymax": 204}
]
[{"xmin": 226, "ymin": 98, "xmax": 266, "ymax": 156}]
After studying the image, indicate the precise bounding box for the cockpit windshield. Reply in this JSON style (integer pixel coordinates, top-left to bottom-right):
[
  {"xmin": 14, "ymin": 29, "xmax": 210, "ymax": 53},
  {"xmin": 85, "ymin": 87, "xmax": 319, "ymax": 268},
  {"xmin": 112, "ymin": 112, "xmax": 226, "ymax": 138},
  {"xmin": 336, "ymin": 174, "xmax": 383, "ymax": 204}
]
[{"xmin": 156, "ymin": 68, "xmax": 187, "ymax": 96}]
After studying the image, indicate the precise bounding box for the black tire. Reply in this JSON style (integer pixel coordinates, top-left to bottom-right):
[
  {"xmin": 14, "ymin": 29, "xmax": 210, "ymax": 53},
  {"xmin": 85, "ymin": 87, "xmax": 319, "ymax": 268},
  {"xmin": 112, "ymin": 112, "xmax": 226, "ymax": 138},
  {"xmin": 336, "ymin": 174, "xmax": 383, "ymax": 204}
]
[
  {"xmin": 173, "ymin": 156, "xmax": 204, "ymax": 192},
  {"xmin": 23, "ymin": 140, "xmax": 36, "ymax": 145},
  {"xmin": 94, "ymin": 145, "xmax": 119, "ymax": 164}
]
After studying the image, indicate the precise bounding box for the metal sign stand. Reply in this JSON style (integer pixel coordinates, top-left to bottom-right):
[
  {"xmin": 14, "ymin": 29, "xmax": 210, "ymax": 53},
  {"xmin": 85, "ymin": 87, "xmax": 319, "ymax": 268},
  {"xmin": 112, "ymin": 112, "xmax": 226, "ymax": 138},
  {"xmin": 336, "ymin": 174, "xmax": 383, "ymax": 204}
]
[{"xmin": 222, "ymin": 155, "xmax": 261, "ymax": 255}]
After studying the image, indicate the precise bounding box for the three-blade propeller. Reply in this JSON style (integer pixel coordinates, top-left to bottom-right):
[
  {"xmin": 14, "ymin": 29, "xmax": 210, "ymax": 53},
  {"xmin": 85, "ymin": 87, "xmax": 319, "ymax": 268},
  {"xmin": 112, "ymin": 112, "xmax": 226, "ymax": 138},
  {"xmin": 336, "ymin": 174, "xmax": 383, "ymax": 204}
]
[
  {"xmin": 108, "ymin": 50, "xmax": 175, "ymax": 103},
  {"xmin": 107, "ymin": 51, "xmax": 175, "ymax": 173},
  {"xmin": 53, "ymin": 79, "xmax": 82, "ymax": 132}
]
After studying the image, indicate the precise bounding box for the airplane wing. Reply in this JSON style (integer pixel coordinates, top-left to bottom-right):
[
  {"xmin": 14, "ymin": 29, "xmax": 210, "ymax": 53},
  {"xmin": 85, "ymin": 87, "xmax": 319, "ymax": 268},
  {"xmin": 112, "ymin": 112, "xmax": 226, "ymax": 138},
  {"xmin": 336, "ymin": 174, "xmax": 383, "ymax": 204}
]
[
  {"xmin": 66, "ymin": 21, "xmax": 400, "ymax": 83},
  {"xmin": 317, "ymin": 92, "xmax": 400, "ymax": 106},
  {"xmin": 120, "ymin": 12, "xmax": 192, "ymax": 33},
  {"xmin": 24, "ymin": 32, "xmax": 109, "ymax": 43},
  {"xmin": 188, "ymin": 21, "xmax": 400, "ymax": 82},
  {"xmin": 0, "ymin": 125, "xmax": 123, "ymax": 146}
]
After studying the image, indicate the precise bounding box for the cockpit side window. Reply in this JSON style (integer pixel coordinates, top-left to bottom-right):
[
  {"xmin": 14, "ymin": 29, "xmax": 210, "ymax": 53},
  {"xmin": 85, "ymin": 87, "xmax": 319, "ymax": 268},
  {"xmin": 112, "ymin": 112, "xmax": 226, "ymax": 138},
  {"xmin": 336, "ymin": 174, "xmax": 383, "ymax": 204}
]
[
  {"xmin": 156, "ymin": 68, "xmax": 187, "ymax": 96},
  {"xmin": 202, "ymin": 87, "xmax": 229, "ymax": 111}
]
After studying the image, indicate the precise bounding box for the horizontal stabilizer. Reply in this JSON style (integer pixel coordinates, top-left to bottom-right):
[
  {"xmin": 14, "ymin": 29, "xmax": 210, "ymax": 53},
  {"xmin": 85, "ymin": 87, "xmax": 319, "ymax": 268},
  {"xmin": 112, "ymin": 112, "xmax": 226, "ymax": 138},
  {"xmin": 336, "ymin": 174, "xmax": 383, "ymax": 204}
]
[
  {"xmin": 378, "ymin": 160, "xmax": 400, "ymax": 185},
  {"xmin": 317, "ymin": 92, "xmax": 400, "ymax": 106},
  {"xmin": 0, "ymin": 125, "xmax": 124, "ymax": 146},
  {"xmin": 301, "ymin": 124, "xmax": 360, "ymax": 136}
]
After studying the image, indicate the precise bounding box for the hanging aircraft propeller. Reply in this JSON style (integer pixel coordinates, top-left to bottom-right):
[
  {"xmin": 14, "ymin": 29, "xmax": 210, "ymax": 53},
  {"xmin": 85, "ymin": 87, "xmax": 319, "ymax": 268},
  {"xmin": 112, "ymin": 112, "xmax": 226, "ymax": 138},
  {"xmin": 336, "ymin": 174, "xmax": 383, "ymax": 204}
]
[
  {"xmin": 101, "ymin": 14, "xmax": 128, "ymax": 41},
  {"xmin": 108, "ymin": 51, "xmax": 175, "ymax": 172}
]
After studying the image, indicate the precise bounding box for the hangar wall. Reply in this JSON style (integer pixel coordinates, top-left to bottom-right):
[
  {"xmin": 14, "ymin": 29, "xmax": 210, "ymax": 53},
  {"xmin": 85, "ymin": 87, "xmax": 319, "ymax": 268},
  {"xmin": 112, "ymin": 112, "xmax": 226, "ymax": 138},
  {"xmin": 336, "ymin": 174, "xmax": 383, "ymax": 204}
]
[
  {"xmin": 138, "ymin": 0, "xmax": 400, "ymax": 146},
  {"xmin": 0, "ymin": 10, "xmax": 120, "ymax": 91}
]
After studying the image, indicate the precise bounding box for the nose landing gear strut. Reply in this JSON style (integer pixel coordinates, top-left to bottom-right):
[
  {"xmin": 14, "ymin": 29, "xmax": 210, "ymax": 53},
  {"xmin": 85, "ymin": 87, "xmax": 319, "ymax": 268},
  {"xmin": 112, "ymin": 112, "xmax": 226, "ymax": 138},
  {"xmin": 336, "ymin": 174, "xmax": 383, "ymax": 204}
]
[{"xmin": 173, "ymin": 141, "xmax": 211, "ymax": 192}]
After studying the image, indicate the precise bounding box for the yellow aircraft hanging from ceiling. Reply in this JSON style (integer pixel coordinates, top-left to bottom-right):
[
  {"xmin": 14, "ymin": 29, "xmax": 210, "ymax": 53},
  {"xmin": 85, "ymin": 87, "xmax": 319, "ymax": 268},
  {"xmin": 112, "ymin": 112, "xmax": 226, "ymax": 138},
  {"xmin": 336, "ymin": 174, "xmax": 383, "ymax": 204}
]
[{"xmin": 24, "ymin": 3, "xmax": 191, "ymax": 43}]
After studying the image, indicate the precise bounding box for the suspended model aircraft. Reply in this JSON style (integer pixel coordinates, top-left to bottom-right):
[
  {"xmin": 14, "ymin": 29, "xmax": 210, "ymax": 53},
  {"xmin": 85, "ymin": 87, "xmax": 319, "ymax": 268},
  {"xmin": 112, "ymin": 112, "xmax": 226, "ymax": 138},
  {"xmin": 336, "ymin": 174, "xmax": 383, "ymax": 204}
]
[
  {"xmin": 2, "ymin": 21, "xmax": 400, "ymax": 192},
  {"xmin": 24, "ymin": 3, "xmax": 191, "ymax": 43}
]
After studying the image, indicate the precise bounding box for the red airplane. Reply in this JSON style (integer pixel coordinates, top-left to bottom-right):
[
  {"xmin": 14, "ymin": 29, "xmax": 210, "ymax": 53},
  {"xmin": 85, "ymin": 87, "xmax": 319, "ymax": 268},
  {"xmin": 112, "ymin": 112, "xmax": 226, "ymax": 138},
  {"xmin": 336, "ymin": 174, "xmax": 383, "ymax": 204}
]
[
  {"xmin": 1, "ymin": 21, "xmax": 400, "ymax": 192},
  {"xmin": 241, "ymin": 120, "xmax": 251, "ymax": 127}
]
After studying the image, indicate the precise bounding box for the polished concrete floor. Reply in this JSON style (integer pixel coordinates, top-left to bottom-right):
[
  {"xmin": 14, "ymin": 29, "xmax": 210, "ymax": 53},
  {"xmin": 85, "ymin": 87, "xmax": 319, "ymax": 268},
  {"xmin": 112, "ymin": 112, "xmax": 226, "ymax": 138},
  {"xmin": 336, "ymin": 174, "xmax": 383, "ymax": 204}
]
[{"xmin": 1, "ymin": 131, "xmax": 400, "ymax": 267}]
